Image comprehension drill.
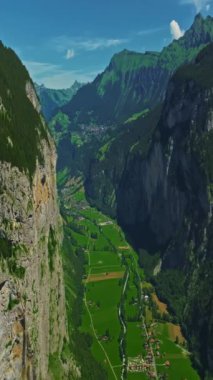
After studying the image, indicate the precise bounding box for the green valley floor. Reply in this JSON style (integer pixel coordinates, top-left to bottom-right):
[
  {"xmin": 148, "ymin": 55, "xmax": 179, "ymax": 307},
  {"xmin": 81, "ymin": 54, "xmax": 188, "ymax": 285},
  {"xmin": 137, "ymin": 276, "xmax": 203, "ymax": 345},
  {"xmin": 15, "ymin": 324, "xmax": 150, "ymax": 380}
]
[{"xmin": 61, "ymin": 177, "xmax": 200, "ymax": 380}]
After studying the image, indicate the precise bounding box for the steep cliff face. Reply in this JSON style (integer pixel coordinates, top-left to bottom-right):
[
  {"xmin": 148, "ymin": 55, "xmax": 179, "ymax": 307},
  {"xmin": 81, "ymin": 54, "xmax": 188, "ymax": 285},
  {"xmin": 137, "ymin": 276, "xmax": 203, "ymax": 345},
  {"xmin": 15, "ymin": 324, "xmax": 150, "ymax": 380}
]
[
  {"xmin": 85, "ymin": 105, "xmax": 162, "ymax": 217},
  {"xmin": 117, "ymin": 45, "xmax": 213, "ymax": 260},
  {"xmin": 86, "ymin": 44, "xmax": 213, "ymax": 377},
  {"xmin": 0, "ymin": 141, "xmax": 66, "ymax": 380},
  {"xmin": 0, "ymin": 43, "xmax": 76, "ymax": 380}
]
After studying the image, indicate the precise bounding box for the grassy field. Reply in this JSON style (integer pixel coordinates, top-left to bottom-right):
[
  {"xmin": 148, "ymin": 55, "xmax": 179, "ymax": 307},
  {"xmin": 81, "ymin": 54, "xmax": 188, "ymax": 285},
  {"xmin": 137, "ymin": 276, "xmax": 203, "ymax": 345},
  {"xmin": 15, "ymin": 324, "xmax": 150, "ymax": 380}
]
[
  {"xmin": 89, "ymin": 251, "xmax": 122, "ymax": 273},
  {"xmin": 154, "ymin": 323, "xmax": 200, "ymax": 380},
  {"xmin": 61, "ymin": 184, "xmax": 200, "ymax": 380},
  {"xmin": 126, "ymin": 322, "xmax": 145, "ymax": 357}
]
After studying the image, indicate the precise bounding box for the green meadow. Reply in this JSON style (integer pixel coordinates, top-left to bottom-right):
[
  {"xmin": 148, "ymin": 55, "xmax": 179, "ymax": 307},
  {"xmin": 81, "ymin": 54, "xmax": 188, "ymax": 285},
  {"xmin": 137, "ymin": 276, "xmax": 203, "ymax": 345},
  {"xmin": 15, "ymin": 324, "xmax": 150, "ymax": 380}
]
[
  {"xmin": 63, "ymin": 186, "xmax": 200, "ymax": 380},
  {"xmin": 155, "ymin": 323, "xmax": 200, "ymax": 380},
  {"xmin": 87, "ymin": 280, "xmax": 122, "ymax": 365},
  {"xmin": 89, "ymin": 251, "xmax": 122, "ymax": 273},
  {"xmin": 126, "ymin": 322, "xmax": 144, "ymax": 357}
]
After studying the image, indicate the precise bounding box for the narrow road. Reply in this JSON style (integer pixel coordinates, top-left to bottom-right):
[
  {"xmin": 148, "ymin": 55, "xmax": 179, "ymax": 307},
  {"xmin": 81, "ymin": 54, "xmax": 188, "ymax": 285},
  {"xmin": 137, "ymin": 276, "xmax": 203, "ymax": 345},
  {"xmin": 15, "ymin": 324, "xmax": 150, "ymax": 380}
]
[{"xmin": 132, "ymin": 253, "xmax": 158, "ymax": 380}]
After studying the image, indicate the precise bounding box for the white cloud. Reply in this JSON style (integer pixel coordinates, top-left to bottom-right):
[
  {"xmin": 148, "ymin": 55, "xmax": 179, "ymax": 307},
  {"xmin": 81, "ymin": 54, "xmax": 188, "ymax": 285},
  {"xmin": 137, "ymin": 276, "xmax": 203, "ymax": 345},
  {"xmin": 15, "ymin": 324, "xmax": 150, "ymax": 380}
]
[
  {"xmin": 51, "ymin": 36, "xmax": 128, "ymax": 53},
  {"xmin": 170, "ymin": 20, "xmax": 185, "ymax": 40},
  {"xmin": 79, "ymin": 38, "xmax": 127, "ymax": 51},
  {"xmin": 137, "ymin": 27, "xmax": 166, "ymax": 36},
  {"xmin": 66, "ymin": 49, "xmax": 75, "ymax": 59},
  {"xmin": 23, "ymin": 61, "xmax": 59, "ymax": 78},
  {"xmin": 180, "ymin": 0, "xmax": 212, "ymax": 13},
  {"xmin": 23, "ymin": 59, "xmax": 102, "ymax": 89}
]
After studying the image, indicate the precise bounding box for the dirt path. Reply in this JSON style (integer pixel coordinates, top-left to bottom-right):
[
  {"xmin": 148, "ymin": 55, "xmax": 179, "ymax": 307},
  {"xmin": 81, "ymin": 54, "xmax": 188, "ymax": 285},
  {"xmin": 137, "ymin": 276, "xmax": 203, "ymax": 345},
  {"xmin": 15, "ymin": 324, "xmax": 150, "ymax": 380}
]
[{"xmin": 86, "ymin": 271, "xmax": 124, "ymax": 283}]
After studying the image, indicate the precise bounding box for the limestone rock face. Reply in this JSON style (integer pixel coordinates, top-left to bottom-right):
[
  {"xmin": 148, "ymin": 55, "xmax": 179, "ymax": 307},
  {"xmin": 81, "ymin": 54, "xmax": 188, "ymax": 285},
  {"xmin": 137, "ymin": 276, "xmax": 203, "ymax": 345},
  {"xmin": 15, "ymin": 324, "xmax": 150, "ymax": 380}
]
[
  {"xmin": 0, "ymin": 134, "xmax": 68, "ymax": 380},
  {"xmin": 0, "ymin": 41, "xmax": 81, "ymax": 379},
  {"xmin": 26, "ymin": 81, "xmax": 41, "ymax": 114},
  {"xmin": 0, "ymin": 69, "xmax": 70, "ymax": 379}
]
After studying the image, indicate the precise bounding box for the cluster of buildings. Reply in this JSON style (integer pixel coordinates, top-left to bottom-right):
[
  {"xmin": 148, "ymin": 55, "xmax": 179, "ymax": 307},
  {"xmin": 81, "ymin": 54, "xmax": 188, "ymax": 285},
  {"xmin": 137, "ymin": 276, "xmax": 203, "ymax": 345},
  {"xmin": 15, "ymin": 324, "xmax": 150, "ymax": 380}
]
[
  {"xmin": 78, "ymin": 123, "xmax": 110, "ymax": 138},
  {"xmin": 127, "ymin": 328, "xmax": 171, "ymax": 379},
  {"xmin": 128, "ymin": 356, "xmax": 156, "ymax": 378}
]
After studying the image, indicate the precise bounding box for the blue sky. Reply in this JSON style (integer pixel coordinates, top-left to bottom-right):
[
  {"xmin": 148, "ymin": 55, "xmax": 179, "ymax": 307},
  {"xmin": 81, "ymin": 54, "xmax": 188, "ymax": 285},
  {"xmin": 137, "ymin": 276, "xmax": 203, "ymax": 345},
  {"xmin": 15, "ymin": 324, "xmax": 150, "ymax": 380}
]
[{"xmin": 1, "ymin": 0, "xmax": 213, "ymax": 88}]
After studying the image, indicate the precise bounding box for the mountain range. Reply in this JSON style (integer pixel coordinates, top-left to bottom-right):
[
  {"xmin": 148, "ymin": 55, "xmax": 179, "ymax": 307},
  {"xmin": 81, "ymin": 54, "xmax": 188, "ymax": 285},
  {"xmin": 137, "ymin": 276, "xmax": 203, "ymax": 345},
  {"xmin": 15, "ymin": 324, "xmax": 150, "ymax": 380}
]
[
  {"xmin": 35, "ymin": 80, "xmax": 83, "ymax": 120},
  {"xmin": 47, "ymin": 14, "xmax": 213, "ymax": 379},
  {"xmin": 0, "ymin": 11, "xmax": 213, "ymax": 380},
  {"xmin": 60, "ymin": 14, "xmax": 213, "ymax": 126}
]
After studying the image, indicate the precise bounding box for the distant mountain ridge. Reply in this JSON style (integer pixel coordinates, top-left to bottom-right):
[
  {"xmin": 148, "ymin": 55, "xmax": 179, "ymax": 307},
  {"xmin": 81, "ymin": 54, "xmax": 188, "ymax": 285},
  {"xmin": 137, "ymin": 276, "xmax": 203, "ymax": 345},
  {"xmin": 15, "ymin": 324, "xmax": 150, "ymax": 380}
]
[
  {"xmin": 35, "ymin": 80, "xmax": 84, "ymax": 120},
  {"xmin": 61, "ymin": 14, "xmax": 213, "ymax": 125}
]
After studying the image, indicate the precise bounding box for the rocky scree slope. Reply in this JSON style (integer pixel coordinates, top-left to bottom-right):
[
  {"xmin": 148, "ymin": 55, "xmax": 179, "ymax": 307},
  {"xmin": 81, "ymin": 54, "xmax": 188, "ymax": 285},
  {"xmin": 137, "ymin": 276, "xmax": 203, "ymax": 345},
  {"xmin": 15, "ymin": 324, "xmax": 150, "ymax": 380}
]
[
  {"xmin": 85, "ymin": 43, "xmax": 213, "ymax": 378},
  {"xmin": 0, "ymin": 43, "xmax": 79, "ymax": 380}
]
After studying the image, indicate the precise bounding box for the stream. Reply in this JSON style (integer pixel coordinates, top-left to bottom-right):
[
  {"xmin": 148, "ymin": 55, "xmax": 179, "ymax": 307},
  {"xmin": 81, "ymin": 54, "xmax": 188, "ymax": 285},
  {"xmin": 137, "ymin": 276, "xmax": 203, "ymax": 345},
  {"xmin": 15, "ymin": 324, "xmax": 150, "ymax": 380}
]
[{"xmin": 118, "ymin": 270, "xmax": 129, "ymax": 380}]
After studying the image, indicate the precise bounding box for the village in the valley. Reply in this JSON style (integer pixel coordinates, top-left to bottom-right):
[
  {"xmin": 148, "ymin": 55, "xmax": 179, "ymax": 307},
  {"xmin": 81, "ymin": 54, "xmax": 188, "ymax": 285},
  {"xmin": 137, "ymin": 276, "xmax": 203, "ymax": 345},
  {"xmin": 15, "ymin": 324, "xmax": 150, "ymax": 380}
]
[
  {"xmin": 127, "ymin": 318, "xmax": 170, "ymax": 378},
  {"xmin": 127, "ymin": 328, "xmax": 170, "ymax": 378}
]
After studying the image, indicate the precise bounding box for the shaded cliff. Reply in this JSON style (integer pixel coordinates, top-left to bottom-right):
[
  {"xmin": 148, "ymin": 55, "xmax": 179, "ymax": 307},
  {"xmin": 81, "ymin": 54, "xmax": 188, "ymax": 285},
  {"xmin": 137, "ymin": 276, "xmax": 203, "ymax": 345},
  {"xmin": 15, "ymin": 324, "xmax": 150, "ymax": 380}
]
[
  {"xmin": 0, "ymin": 43, "xmax": 78, "ymax": 379},
  {"xmin": 85, "ymin": 44, "xmax": 213, "ymax": 377}
]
